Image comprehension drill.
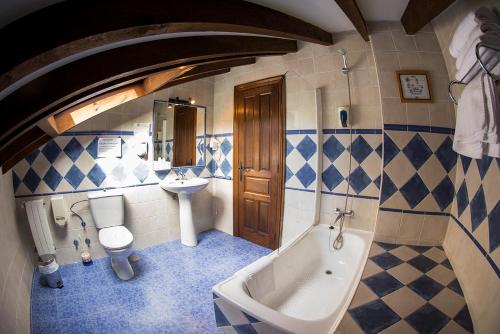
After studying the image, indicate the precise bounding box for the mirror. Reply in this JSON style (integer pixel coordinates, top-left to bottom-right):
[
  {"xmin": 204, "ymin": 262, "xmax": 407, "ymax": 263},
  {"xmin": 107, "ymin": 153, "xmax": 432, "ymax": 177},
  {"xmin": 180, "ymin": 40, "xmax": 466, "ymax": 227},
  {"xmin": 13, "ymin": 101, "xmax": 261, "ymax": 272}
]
[{"xmin": 153, "ymin": 100, "xmax": 206, "ymax": 168}]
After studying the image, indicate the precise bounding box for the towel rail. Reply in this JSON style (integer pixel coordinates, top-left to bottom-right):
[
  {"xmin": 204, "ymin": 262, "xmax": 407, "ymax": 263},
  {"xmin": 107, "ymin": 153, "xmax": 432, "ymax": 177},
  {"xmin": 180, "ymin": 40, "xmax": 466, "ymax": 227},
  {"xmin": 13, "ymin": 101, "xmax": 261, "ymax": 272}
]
[{"xmin": 448, "ymin": 42, "xmax": 500, "ymax": 105}]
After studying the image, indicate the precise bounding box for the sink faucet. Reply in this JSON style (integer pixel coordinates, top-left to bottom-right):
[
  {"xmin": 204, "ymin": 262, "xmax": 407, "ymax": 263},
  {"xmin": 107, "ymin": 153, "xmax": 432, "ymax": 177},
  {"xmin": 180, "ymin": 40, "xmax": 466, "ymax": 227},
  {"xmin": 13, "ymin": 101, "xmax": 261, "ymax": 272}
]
[{"xmin": 175, "ymin": 169, "xmax": 187, "ymax": 180}]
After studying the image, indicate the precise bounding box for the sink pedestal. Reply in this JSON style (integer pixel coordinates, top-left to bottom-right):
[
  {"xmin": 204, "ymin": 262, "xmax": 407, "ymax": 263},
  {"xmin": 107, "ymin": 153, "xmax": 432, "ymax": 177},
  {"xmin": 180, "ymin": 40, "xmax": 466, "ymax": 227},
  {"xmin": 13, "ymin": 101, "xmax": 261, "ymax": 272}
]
[
  {"xmin": 178, "ymin": 193, "xmax": 197, "ymax": 247},
  {"xmin": 159, "ymin": 177, "xmax": 209, "ymax": 247}
]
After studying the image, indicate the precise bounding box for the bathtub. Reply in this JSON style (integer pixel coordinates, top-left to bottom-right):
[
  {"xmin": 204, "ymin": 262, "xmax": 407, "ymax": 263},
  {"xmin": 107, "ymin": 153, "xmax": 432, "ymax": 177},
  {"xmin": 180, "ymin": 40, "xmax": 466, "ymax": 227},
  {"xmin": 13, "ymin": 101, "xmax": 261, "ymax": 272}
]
[{"xmin": 212, "ymin": 224, "xmax": 373, "ymax": 334}]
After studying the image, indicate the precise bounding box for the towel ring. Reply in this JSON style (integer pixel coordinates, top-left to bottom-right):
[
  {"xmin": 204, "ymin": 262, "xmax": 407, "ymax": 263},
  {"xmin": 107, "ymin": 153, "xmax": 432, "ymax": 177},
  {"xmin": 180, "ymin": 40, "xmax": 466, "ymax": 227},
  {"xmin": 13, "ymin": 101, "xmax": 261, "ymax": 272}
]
[{"xmin": 448, "ymin": 80, "xmax": 464, "ymax": 105}]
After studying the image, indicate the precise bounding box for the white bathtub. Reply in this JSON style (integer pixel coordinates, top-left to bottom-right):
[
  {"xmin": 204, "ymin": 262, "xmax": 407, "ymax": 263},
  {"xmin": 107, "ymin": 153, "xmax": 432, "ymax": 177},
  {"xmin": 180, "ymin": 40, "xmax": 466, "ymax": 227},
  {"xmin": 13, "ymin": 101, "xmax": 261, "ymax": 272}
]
[{"xmin": 213, "ymin": 224, "xmax": 373, "ymax": 334}]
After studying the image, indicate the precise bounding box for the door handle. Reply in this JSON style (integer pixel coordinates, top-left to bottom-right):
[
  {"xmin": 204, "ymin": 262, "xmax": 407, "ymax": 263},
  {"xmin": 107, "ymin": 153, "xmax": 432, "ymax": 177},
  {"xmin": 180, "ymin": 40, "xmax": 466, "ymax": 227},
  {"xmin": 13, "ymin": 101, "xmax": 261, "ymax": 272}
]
[{"xmin": 239, "ymin": 162, "xmax": 251, "ymax": 181}]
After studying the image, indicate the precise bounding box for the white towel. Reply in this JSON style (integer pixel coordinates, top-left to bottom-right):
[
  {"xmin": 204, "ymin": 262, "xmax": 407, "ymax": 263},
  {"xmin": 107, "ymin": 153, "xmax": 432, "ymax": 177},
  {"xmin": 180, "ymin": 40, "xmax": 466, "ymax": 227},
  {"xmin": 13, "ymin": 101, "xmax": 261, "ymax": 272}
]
[
  {"xmin": 450, "ymin": 12, "xmax": 477, "ymax": 58},
  {"xmin": 453, "ymin": 73, "xmax": 500, "ymax": 158},
  {"xmin": 455, "ymin": 34, "xmax": 500, "ymax": 82},
  {"xmin": 455, "ymin": 26, "xmax": 488, "ymax": 70},
  {"xmin": 450, "ymin": 7, "xmax": 500, "ymax": 58}
]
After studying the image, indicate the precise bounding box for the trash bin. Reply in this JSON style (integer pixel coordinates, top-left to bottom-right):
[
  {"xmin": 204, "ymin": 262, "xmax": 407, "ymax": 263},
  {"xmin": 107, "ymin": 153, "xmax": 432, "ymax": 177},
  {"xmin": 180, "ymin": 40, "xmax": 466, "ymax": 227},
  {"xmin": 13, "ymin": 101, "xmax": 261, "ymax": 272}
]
[{"xmin": 38, "ymin": 255, "xmax": 63, "ymax": 289}]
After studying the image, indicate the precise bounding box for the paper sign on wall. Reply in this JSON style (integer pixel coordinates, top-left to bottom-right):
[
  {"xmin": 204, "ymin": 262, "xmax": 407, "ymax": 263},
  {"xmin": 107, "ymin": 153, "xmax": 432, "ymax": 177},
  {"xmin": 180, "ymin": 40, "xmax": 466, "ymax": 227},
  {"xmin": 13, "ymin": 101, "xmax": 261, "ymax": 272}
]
[{"xmin": 97, "ymin": 137, "xmax": 122, "ymax": 158}]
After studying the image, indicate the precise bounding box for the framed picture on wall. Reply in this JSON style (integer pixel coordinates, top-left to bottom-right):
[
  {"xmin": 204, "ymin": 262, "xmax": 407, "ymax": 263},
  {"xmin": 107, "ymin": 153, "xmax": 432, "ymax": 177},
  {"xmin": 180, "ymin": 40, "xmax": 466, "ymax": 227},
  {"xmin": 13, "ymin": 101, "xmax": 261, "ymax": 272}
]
[{"xmin": 396, "ymin": 70, "xmax": 432, "ymax": 103}]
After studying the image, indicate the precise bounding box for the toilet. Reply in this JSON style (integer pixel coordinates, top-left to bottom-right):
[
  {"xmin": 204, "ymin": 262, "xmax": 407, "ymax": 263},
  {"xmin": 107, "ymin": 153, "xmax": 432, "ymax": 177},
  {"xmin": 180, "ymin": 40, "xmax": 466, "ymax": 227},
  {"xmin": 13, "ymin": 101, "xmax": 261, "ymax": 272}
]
[{"xmin": 88, "ymin": 189, "xmax": 134, "ymax": 280}]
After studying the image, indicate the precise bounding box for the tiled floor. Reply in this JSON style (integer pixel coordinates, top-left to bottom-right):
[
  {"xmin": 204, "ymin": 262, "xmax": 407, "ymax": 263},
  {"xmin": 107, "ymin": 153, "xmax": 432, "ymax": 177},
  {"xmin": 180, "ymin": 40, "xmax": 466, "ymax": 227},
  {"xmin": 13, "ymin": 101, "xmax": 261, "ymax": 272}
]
[
  {"xmin": 31, "ymin": 230, "xmax": 271, "ymax": 334},
  {"xmin": 32, "ymin": 234, "xmax": 473, "ymax": 334},
  {"xmin": 337, "ymin": 242, "xmax": 474, "ymax": 334}
]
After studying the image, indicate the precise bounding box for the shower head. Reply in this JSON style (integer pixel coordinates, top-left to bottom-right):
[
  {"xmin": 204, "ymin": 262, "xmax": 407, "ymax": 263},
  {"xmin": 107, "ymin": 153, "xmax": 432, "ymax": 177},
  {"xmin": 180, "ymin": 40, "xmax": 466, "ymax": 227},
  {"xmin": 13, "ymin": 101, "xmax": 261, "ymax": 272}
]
[{"xmin": 337, "ymin": 49, "xmax": 349, "ymax": 74}]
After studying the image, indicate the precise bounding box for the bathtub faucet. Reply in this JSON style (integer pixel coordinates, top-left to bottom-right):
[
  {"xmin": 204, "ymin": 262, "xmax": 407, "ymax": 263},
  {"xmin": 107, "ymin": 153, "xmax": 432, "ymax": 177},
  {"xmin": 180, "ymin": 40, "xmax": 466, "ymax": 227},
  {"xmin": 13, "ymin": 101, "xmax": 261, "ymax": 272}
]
[
  {"xmin": 334, "ymin": 208, "xmax": 353, "ymax": 217},
  {"xmin": 332, "ymin": 209, "xmax": 353, "ymax": 226}
]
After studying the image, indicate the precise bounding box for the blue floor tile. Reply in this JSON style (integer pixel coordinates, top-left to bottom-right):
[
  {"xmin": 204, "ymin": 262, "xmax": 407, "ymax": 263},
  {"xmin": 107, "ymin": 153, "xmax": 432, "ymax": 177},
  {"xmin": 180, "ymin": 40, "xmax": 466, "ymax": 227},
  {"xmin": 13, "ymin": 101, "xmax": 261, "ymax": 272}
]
[
  {"xmin": 441, "ymin": 258, "xmax": 452, "ymax": 270},
  {"xmin": 370, "ymin": 252, "xmax": 403, "ymax": 270},
  {"xmin": 362, "ymin": 271, "xmax": 404, "ymax": 297},
  {"xmin": 349, "ymin": 299, "xmax": 401, "ymax": 334},
  {"xmin": 406, "ymin": 303, "xmax": 450, "ymax": 334},
  {"xmin": 408, "ymin": 275, "xmax": 444, "ymax": 301},
  {"xmin": 58, "ymin": 316, "xmax": 96, "ymax": 334},
  {"xmin": 408, "ymin": 254, "xmax": 438, "ymax": 273},
  {"xmin": 408, "ymin": 245, "xmax": 432, "ymax": 253},
  {"xmin": 454, "ymin": 305, "xmax": 474, "ymax": 333},
  {"xmin": 31, "ymin": 230, "xmax": 271, "ymax": 334},
  {"xmin": 447, "ymin": 279, "xmax": 463, "ymax": 296},
  {"xmin": 31, "ymin": 296, "xmax": 58, "ymax": 325},
  {"xmin": 31, "ymin": 320, "xmax": 60, "ymax": 334},
  {"xmin": 375, "ymin": 242, "xmax": 400, "ymax": 251},
  {"xmin": 233, "ymin": 324, "xmax": 259, "ymax": 334}
]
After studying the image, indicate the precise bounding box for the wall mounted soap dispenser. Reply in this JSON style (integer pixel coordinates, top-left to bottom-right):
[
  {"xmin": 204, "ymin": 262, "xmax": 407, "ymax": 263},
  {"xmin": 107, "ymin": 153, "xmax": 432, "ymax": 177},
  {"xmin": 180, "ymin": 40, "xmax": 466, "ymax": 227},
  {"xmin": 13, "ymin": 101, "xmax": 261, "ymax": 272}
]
[
  {"xmin": 51, "ymin": 196, "xmax": 67, "ymax": 226},
  {"xmin": 338, "ymin": 106, "xmax": 349, "ymax": 128}
]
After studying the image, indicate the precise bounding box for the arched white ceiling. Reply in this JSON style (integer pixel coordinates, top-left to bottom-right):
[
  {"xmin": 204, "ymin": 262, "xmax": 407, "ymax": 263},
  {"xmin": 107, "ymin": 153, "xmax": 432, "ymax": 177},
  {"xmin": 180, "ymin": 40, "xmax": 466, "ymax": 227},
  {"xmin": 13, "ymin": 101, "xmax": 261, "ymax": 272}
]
[
  {"xmin": 244, "ymin": 0, "xmax": 411, "ymax": 32},
  {"xmin": 356, "ymin": 0, "xmax": 410, "ymax": 21},
  {"xmin": 1, "ymin": 0, "xmax": 411, "ymax": 31},
  {"xmin": 246, "ymin": 0, "xmax": 354, "ymax": 32}
]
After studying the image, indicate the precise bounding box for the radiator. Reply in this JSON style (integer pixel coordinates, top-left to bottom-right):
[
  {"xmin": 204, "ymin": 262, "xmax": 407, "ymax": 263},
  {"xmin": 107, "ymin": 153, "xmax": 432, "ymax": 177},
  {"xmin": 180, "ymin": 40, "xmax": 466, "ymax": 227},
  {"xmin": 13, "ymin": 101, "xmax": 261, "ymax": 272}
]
[{"xmin": 25, "ymin": 199, "xmax": 56, "ymax": 256}]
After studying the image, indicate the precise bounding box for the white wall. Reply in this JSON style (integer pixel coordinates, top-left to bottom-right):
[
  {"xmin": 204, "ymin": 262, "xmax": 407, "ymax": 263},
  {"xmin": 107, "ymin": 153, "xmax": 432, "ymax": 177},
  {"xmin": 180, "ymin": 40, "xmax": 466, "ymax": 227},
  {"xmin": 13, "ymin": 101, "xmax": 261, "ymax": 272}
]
[{"xmin": 0, "ymin": 172, "xmax": 34, "ymax": 334}]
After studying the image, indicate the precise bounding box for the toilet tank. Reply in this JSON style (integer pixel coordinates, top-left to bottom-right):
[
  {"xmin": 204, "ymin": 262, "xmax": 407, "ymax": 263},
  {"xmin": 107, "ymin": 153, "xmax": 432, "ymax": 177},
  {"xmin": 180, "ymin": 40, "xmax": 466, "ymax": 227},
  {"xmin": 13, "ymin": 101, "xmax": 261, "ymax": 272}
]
[{"xmin": 88, "ymin": 189, "xmax": 124, "ymax": 228}]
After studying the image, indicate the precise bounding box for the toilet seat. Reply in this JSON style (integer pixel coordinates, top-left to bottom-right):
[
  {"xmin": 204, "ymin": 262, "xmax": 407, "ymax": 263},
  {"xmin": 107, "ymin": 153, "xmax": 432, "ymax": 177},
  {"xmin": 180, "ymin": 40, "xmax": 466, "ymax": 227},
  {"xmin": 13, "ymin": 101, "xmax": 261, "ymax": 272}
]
[{"xmin": 99, "ymin": 226, "xmax": 133, "ymax": 250}]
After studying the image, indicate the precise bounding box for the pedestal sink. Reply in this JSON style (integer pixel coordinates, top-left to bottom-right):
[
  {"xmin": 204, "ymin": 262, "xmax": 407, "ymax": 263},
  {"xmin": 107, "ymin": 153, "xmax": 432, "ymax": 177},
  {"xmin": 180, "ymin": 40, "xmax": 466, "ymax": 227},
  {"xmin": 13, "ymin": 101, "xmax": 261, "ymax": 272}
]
[{"xmin": 160, "ymin": 177, "xmax": 209, "ymax": 246}]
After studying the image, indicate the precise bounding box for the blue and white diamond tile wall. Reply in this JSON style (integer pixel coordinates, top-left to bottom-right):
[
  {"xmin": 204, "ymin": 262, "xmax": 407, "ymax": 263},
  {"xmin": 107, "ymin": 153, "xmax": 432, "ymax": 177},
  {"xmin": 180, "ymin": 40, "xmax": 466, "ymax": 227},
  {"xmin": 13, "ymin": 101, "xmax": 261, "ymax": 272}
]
[
  {"xmin": 154, "ymin": 137, "xmax": 205, "ymax": 166},
  {"xmin": 153, "ymin": 140, "xmax": 174, "ymax": 163},
  {"xmin": 12, "ymin": 132, "xmax": 213, "ymax": 196},
  {"xmin": 208, "ymin": 134, "xmax": 233, "ymax": 180},
  {"xmin": 286, "ymin": 131, "xmax": 318, "ymax": 191},
  {"xmin": 451, "ymin": 154, "xmax": 500, "ymax": 272},
  {"xmin": 381, "ymin": 130, "xmax": 457, "ymax": 212},
  {"xmin": 322, "ymin": 130, "xmax": 382, "ymax": 199}
]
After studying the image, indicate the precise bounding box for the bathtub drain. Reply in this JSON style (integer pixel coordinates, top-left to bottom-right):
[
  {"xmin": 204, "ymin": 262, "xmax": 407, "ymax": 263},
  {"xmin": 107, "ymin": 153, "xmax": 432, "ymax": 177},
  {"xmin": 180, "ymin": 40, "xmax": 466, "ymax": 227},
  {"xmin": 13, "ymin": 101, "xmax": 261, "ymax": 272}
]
[{"xmin": 325, "ymin": 270, "xmax": 332, "ymax": 275}]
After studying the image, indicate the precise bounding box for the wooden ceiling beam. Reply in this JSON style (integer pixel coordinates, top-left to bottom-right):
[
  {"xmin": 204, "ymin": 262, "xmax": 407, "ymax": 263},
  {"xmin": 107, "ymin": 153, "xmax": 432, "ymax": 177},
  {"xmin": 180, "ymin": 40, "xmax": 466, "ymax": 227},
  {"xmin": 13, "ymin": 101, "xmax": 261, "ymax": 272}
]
[
  {"xmin": 143, "ymin": 66, "xmax": 194, "ymax": 95},
  {"xmin": 335, "ymin": 0, "xmax": 369, "ymax": 41},
  {"xmin": 0, "ymin": 36, "xmax": 297, "ymax": 148},
  {"xmin": 401, "ymin": 0, "xmax": 456, "ymax": 34},
  {"xmin": 0, "ymin": 0, "xmax": 333, "ymax": 91},
  {"xmin": 49, "ymin": 84, "xmax": 146, "ymax": 135},
  {"xmin": 158, "ymin": 69, "xmax": 231, "ymax": 90},
  {"xmin": 182, "ymin": 58, "xmax": 257, "ymax": 77},
  {"xmin": 0, "ymin": 127, "xmax": 52, "ymax": 173},
  {"xmin": 154, "ymin": 58, "xmax": 257, "ymax": 91}
]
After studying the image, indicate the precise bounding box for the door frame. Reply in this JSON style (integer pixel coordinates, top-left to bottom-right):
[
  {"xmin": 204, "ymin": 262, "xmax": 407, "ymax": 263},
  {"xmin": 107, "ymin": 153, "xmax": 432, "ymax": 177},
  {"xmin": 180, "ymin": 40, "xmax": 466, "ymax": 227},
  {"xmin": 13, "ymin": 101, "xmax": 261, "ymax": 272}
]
[{"xmin": 232, "ymin": 75, "xmax": 286, "ymax": 249}]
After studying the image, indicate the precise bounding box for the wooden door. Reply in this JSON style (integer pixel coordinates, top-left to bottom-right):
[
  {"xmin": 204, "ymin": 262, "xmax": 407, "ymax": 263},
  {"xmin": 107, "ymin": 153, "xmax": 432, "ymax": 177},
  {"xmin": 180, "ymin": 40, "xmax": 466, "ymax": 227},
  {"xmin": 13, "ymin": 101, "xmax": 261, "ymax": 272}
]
[
  {"xmin": 234, "ymin": 76, "xmax": 285, "ymax": 249},
  {"xmin": 173, "ymin": 105, "xmax": 197, "ymax": 166}
]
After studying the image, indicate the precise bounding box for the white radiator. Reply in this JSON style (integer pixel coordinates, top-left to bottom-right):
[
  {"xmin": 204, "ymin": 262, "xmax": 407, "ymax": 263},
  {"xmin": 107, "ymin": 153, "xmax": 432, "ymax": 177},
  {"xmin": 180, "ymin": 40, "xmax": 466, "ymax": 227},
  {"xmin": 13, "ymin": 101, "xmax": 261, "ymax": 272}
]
[{"xmin": 25, "ymin": 199, "xmax": 56, "ymax": 256}]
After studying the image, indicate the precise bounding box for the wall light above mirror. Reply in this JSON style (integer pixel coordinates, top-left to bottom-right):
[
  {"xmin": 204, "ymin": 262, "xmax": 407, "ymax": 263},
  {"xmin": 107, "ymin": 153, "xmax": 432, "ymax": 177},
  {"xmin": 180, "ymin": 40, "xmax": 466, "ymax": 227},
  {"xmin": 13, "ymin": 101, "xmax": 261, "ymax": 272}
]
[{"xmin": 153, "ymin": 100, "xmax": 206, "ymax": 171}]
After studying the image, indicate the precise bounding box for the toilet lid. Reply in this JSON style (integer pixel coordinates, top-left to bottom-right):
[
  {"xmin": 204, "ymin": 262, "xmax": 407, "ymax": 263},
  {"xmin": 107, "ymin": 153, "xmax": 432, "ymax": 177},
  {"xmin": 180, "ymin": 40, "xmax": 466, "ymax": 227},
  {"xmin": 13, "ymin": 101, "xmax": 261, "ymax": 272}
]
[{"xmin": 99, "ymin": 226, "xmax": 133, "ymax": 249}]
